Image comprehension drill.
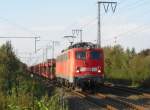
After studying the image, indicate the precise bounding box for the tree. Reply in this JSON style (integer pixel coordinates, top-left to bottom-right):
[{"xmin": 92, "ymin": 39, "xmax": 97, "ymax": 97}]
[{"xmin": 0, "ymin": 41, "xmax": 20, "ymax": 95}]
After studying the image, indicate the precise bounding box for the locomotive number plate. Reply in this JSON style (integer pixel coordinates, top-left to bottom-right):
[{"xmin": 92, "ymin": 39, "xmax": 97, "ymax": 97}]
[{"xmin": 80, "ymin": 67, "xmax": 97, "ymax": 72}]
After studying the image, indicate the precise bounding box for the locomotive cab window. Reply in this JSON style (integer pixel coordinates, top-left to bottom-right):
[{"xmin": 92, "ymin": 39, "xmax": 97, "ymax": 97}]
[
  {"xmin": 76, "ymin": 51, "xmax": 86, "ymax": 60},
  {"xmin": 90, "ymin": 51, "xmax": 101, "ymax": 60}
]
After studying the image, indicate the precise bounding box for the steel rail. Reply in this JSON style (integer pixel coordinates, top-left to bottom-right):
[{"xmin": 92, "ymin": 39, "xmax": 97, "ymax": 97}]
[
  {"xmin": 104, "ymin": 84, "xmax": 150, "ymax": 98},
  {"xmin": 72, "ymin": 91, "xmax": 117, "ymax": 110},
  {"xmin": 96, "ymin": 93, "xmax": 146, "ymax": 110},
  {"xmin": 113, "ymin": 85, "xmax": 150, "ymax": 98}
]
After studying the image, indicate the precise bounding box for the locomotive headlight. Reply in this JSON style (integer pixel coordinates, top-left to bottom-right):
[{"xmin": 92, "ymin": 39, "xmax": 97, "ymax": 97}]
[
  {"xmin": 98, "ymin": 69, "xmax": 101, "ymax": 73},
  {"xmin": 76, "ymin": 70, "xmax": 80, "ymax": 73},
  {"xmin": 76, "ymin": 67, "xmax": 80, "ymax": 73},
  {"xmin": 98, "ymin": 67, "xmax": 101, "ymax": 73}
]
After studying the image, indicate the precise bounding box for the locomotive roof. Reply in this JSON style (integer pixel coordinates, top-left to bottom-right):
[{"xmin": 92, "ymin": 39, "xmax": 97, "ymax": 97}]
[
  {"xmin": 68, "ymin": 42, "xmax": 97, "ymax": 49},
  {"xmin": 61, "ymin": 42, "xmax": 98, "ymax": 53}
]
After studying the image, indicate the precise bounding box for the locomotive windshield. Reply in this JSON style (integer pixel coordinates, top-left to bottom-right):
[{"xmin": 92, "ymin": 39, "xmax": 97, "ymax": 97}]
[
  {"xmin": 90, "ymin": 51, "xmax": 101, "ymax": 60},
  {"xmin": 76, "ymin": 51, "xmax": 86, "ymax": 60}
]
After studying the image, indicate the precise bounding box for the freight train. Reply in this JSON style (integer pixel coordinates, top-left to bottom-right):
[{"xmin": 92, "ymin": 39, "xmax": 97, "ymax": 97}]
[{"xmin": 29, "ymin": 42, "xmax": 104, "ymax": 90}]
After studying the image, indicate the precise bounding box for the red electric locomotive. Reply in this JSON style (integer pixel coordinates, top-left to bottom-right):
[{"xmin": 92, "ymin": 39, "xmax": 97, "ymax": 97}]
[{"xmin": 56, "ymin": 42, "xmax": 104, "ymax": 89}]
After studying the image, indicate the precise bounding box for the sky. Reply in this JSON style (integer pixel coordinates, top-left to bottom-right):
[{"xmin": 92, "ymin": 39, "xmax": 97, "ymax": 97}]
[{"xmin": 0, "ymin": 0, "xmax": 150, "ymax": 65}]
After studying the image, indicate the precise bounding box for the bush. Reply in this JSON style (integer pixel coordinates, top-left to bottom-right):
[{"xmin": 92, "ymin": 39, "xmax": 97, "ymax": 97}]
[
  {"xmin": 0, "ymin": 41, "xmax": 68, "ymax": 110},
  {"xmin": 104, "ymin": 45, "xmax": 150, "ymax": 86}
]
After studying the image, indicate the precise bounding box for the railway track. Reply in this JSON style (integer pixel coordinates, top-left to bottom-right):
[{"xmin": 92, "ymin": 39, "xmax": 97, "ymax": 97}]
[
  {"xmin": 113, "ymin": 85, "xmax": 150, "ymax": 98},
  {"xmin": 40, "ymin": 78, "xmax": 149, "ymax": 110},
  {"xmin": 97, "ymin": 84, "xmax": 150, "ymax": 109},
  {"xmin": 96, "ymin": 93, "xmax": 146, "ymax": 110},
  {"xmin": 72, "ymin": 90, "xmax": 148, "ymax": 110},
  {"xmin": 104, "ymin": 84, "xmax": 150, "ymax": 98},
  {"xmin": 72, "ymin": 91, "xmax": 117, "ymax": 110}
]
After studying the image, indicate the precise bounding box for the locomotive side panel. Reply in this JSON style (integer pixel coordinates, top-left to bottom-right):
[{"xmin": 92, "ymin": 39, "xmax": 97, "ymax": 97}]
[
  {"xmin": 56, "ymin": 51, "xmax": 69, "ymax": 81},
  {"xmin": 56, "ymin": 50, "xmax": 76, "ymax": 83},
  {"xmin": 68, "ymin": 50, "xmax": 75, "ymax": 83}
]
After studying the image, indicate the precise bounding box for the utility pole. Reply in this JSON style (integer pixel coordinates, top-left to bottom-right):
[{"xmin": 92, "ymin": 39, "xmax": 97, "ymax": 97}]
[
  {"xmin": 40, "ymin": 40, "xmax": 58, "ymax": 63},
  {"xmin": 0, "ymin": 36, "xmax": 40, "ymax": 53},
  {"xmin": 45, "ymin": 44, "xmax": 51, "ymax": 61},
  {"xmin": 35, "ymin": 37, "xmax": 40, "ymax": 53},
  {"xmin": 72, "ymin": 29, "xmax": 83, "ymax": 42},
  {"xmin": 48, "ymin": 41, "xmax": 59, "ymax": 59},
  {"xmin": 97, "ymin": 1, "xmax": 117, "ymax": 48},
  {"xmin": 49, "ymin": 41, "xmax": 59, "ymax": 76},
  {"xmin": 43, "ymin": 48, "xmax": 45, "ymax": 62},
  {"xmin": 52, "ymin": 41, "xmax": 54, "ymax": 59},
  {"xmin": 45, "ymin": 47, "xmax": 48, "ymax": 61}
]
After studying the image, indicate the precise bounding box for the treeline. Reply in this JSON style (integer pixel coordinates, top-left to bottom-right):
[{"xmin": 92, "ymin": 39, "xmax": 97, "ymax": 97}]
[
  {"xmin": 0, "ymin": 41, "xmax": 68, "ymax": 110},
  {"xmin": 104, "ymin": 45, "xmax": 150, "ymax": 87},
  {"xmin": 0, "ymin": 41, "xmax": 149, "ymax": 108}
]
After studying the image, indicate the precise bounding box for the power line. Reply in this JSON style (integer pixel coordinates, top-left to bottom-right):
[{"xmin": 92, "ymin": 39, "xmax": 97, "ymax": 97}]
[
  {"xmin": 0, "ymin": 36, "xmax": 40, "ymax": 53},
  {"xmin": 100, "ymin": 0, "xmax": 150, "ymax": 46},
  {"xmin": 103, "ymin": 23, "xmax": 149, "ymax": 45},
  {"xmin": 0, "ymin": 17, "xmax": 40, "ymax": 37},
  {"xmin": 80, "ymin": 17, "xmax": 97, "ymax": 28},
  {"xmin": 115, "ymin": 0, "xmax": 150, "ymax": 17},
  {"xmin": 0, "ymin": 37, "xmax": 39, "ymax": 39},
  {"xmin": 0, "ymin": 16, "xmax": 42, "ymax": 53},
  {"xmin": 120, "ymin": 0, "xmax": 148, "ymax": 11}
]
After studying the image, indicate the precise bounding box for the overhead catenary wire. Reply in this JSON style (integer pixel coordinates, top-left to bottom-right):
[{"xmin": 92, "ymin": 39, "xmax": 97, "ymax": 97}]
[
  {"xmin": 2, "ymin": 0, "xmax": 150, "ymax": 64},
  {"xmin": 100, "ymin": 0, "xmax": 150, "ymax": 45},
  {"xmin": 32, "ymin": 2, "xmax": 149, "ymax": 58},
  {"xmin": 0, "ymin": 16, "xmax": 40, "ymax": 37},
  {"xmin": 103, "ymin": 23, "xmax": 150, "ymax": 45}
]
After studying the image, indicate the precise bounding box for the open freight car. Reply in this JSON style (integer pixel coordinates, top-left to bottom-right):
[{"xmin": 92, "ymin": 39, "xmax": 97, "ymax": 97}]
[{"xmin": 29, "ymin": 59, "xmax": 56, "ymax": 80}]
